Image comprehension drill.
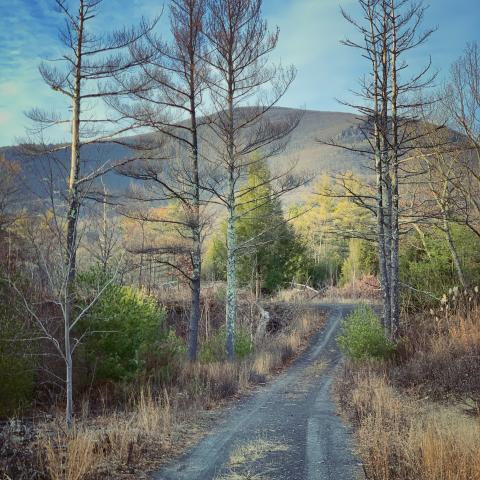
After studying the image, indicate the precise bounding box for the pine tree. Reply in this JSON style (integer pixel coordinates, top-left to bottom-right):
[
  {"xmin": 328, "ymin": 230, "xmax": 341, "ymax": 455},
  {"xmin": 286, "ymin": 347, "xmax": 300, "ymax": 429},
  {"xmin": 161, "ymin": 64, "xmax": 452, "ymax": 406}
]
[{"xmin": 206, "ymin": 159, "xmax": 302, "ymax": 296}]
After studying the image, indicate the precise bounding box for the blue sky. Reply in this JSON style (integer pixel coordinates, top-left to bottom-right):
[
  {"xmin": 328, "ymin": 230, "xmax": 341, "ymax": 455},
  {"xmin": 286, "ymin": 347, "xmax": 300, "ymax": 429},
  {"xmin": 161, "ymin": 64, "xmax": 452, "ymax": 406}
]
[{"xmin": 0, "ymin": 0, "xmax": 479, "ymax": 146}]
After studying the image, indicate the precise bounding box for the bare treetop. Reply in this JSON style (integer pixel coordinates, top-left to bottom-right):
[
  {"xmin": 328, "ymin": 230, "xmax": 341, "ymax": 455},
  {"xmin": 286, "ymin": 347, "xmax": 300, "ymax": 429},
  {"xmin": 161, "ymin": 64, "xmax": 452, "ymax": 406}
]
[{"xmin": 27, "ymin": 0, "xmax": 158, "ymax": 143}]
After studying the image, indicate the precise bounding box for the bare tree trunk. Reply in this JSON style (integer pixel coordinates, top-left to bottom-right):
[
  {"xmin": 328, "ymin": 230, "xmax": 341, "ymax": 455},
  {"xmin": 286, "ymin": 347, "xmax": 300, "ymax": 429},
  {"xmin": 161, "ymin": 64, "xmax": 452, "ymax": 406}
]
[
  {"xmin": 226, "ymin": 194, "xmax": 237, "ymax": 361},
  {"xmin": 225, "ymin": 37, "xmax": 237, "ymax": 361},
  {"xmin": 188, "ymin": 130, "xmax": 202, "ymax": 362},
  {"xmin": 64, "ymin": 4, "xmax": 84, "ymax": 427},
  {"xmin": 189, "ymin": 266, "xmax": 201, "ymax": 360},
  {"xmin": 390, "ymin": 0, "xmax": 400, "ymax": 339},
  {"xmin": 187, "ymin": 40, "xmax": 202, "ymax": 361},
  {"xmin": 390, "ymin": 166, "xmax": 400, "ymax": 336},
  {"xmin": 376, "ymin": 148, "xmax": 391, "ymax": 334},
  {"xmin": 381, "ymin": 7, "xmax": 393, "ymax": 336},
  {"xmin": 101, "ymin": 196, "xmax": 108, "ymax": 273},
  {"xmin": 370, "ymin": 6, "xmax": 391, "ymax": 335}
]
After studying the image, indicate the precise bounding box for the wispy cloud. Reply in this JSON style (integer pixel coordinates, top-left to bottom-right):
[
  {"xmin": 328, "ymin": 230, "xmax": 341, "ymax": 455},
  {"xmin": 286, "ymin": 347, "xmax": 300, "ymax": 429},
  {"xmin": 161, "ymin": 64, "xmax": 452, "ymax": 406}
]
[
  {"xmin": 0, "ymin": 0, "xmax": 64, "ymax": 144},
  {"xmin": 0, "ymin": 0, "xmax": 478, "ymax": 146}
]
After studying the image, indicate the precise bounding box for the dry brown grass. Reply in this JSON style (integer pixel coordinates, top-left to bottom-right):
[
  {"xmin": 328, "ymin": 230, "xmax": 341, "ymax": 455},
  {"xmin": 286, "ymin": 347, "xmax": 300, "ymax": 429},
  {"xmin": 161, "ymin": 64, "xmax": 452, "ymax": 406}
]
[
  {"xmin": 338, "ymin": 366, "xmax": 480, "ymax": 480},
  {"xmin": 135, "ymin": 387, "xmax": 172, "ymax": 438},
  {"xmin": 211, "ymin": 438, "xmax": 290, "ymax": 480},
  {"xmin": 337, "ymin": 296, "xmax": 480, "ymax": 480},
  {"xmin": 176, "ymin": 361, "xmax": 250, "ymax": 408},
  {"xmin": 41, "ymin": 427, "xmax": 98, "ymax": 480},
  {"xmin": 274, "ymin": 288, "xmax": 317, "ymax": 303},
  {"xmin": 37, "ymin": 387, "xmax": 174, "ymax": 479},
  {"xmin": 19, "ymin": 302, "xmax": 325, "ymax": 480},
  {"xmin": 251, "ymin": 309, "xmax": 323, "ymax": 378},
  {"xmin": 228, "ymin": 438, "xmax": 289, "ymax": 467},
  {"xmin": 396, "ymin": 298, "xmax": 480, "ymax": 402},
  {"xmin": 323, "ymin": 275, "xmax": 381, "ymax": 301},
  {"xmin": 215, "ymin": 472, "xmax": 270, "ymax": 480}
]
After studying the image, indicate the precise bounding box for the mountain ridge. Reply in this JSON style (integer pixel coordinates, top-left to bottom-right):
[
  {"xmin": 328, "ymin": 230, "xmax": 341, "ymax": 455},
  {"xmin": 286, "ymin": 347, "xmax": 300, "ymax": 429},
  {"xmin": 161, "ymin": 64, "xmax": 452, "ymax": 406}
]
[{"xmin": 0, "ymin": 108, "xmax": 370, "ymax": 203}]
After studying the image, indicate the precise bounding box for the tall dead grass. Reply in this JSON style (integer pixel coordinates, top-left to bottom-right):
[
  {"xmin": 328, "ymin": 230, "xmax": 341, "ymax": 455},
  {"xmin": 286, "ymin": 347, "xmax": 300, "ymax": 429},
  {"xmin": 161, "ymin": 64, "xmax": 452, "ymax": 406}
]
[
  {"xmin": 323, "ymin": 275, "xmax": 381, "ymax": 301},
  {"xmin": 396, "ymin": 296, "xmax": 480, "ymax": 401},
  {"xmin": 41, "ymin": 427, "xmax": 97, "ymax": 480},
  {"xmin": 338, "ymin": 365, "xmax": 480, "ymax": 480},
  {"xmin": 252, "ymin": 309, "xmax": 321, "ymax": 376},
  {"xmin": 35, "ymin": 305, "xmax": 324, "ymax": 480},
  {"xmin": 337, "ymin": 293, "xmax": 480, "ymax": 480},
  {"xmin": 38, "ymin": 387, "xmax": 173, "ymax": 479}
]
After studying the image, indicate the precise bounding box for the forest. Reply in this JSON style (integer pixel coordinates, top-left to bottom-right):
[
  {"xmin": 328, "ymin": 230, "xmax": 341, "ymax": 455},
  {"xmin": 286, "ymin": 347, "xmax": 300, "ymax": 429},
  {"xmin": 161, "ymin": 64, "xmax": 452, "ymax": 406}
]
[{"xmin": 1, "ymin": 0, "xmax": 480, "ymax": 479}]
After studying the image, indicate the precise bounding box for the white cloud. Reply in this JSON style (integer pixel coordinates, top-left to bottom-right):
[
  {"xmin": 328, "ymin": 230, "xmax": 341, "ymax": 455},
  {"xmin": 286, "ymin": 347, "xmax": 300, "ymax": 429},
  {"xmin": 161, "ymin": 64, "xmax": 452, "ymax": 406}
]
[
  {"xmin": 0, "ymin": 82, "xmax": 19, "ymax": 96},
  {"xmin": 0, "ymin": 112, "xmax": 10, "ymax": 125}
]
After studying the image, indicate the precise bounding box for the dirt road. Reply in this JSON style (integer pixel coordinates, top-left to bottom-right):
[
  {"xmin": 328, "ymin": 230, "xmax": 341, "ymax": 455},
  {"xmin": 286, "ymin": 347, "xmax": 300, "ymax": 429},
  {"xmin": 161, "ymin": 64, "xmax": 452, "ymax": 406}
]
[{"xmin": 152, "ymin": 304, "xmax": 364, "ymax": 480}]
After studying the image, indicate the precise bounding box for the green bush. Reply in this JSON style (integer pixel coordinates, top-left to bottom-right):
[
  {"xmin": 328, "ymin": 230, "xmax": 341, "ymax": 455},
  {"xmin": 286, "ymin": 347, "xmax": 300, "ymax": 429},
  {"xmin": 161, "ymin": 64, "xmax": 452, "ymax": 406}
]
[
  {"xmin": 337, "ymin": 305, "xmax": 395, "ymax": 360},
  {"xmin": 199, "ymin": 326, "xmax": 253, "ymax": 362},
  {"xmin": 77, "ymin": 272, "xmax": 181, "ymax": 383},
  {"xmin": 141, "ymin": 329, "xmax": 186, "ymax": 385}
]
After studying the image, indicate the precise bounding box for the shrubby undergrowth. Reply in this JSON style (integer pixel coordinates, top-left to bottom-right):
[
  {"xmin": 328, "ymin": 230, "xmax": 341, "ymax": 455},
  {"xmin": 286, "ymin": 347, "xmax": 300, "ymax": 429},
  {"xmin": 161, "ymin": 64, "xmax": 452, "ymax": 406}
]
[
  {"xmin": 76, "ymin": 270, "xmax": 179, "ymax": 385},
  {"xmin": 337, "ymin": 293, "xmax": 480, "ymax": 480},
  {"xmin": 199, "ymin": 325, "xmax": 253, "ymax": 363},
  {"xmin": 0, "ymin": 278, "xmax": 34, "ymax": 417},
  {"xmin": 337, "ymin": 305, "xmax": 395, "ymax": 360}
]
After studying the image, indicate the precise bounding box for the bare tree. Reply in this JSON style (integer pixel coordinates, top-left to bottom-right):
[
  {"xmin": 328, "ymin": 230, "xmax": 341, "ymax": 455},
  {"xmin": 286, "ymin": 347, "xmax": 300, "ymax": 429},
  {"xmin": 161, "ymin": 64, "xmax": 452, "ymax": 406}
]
[
  {"xmin": 445, "ymin": 42, "xmax": 480, "ymax": 161},
  {"xmin": 109, "ymin": 0, "xmax": 209, "ymax": 362},
  {"xmin": 442, "ymin": 42, "xmax": 480, "ymax": 239},
  {"xmin": 24, "ymin": 0, "xmax": 157, "ymax": 427},
  {"xmin": 201, "ymin": 0, "xmax": 301, "ymax": 359},
  {"xmin": 419, "ymin": 151, "xmax": 467, "ymax": 288},
  {"xmin": 334, "ymin": 0, "xmax": 435, "ymax": 337}
]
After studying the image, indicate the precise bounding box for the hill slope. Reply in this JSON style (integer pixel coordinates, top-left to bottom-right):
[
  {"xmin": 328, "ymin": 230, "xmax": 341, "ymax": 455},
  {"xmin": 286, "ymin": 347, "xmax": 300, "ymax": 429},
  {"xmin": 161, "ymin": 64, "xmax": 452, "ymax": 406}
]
[{"xmin": 1, "ymin": 108, "xmax": 369, "ymax": 203}]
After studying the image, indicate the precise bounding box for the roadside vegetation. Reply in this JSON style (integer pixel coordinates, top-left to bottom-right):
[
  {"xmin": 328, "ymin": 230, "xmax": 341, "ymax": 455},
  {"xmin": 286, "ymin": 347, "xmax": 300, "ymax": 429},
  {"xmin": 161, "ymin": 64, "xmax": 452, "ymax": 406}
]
[
  {"xmin": 336, "ymin": 294, "xmax": 480, "ymax": 480},
  {"xmin": 330, "ymin": 0, "xmax": 480, "ymax": 477},
  {"xmin": 1, "ymin": 286, "xmax": 324, "ymax": 479}
]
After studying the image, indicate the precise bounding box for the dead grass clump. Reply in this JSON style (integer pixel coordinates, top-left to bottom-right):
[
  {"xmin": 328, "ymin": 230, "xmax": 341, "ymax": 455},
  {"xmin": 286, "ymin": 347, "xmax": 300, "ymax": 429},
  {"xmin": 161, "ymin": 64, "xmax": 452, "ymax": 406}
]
[
  {"xmin": 396, "ymin": 300, "xmax": 480, "ymax": 401},
  {"xmin": 100, "ymin": 414, "xmax": 140, "ymax": 466},
  {"xmin": 338, "ymin": 366, "xmax": 480, "ymax": 480},
  {"xmin": 39, "ymin": 426, "xmax": 99, "ymax": 480},
  {"xmin": 37, "ymin": 387, "xmax": 175, "ymax": 479},
  {"xmin": 252, "ymin": 352, "xmax": 275, "ymax": 377},
  {"xmin": 135, "ymin": 387, "xmax": 172, "ymax": 438},
  {"xmin": 228, "ymin": 438, "xmax": 289, "ymax": 467},
  {"xmin": 410, "ymin": 412, "xmax": 480, "ymax": 480},
  {"xmin": 178, "ymin": 362, "xmax": 247, "ymax": 406},
  {"xmin": 252, "ymin": 341, "xmax": 290, "ymax": 375},
  {"xmin": 274, "ymin": 288, "xmax": 317, "ymax": 303}
]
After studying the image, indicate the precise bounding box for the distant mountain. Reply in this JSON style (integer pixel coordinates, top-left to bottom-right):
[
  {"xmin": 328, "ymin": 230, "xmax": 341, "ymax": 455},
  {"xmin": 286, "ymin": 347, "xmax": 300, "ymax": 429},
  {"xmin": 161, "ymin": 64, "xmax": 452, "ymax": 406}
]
[
  {"xmin": 0, "ymin": 108, "xmax": 370, "ymax": 206},
  {"xmin": 263, "ymin": 108, "xmax": 368, "ymax": 175}
]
